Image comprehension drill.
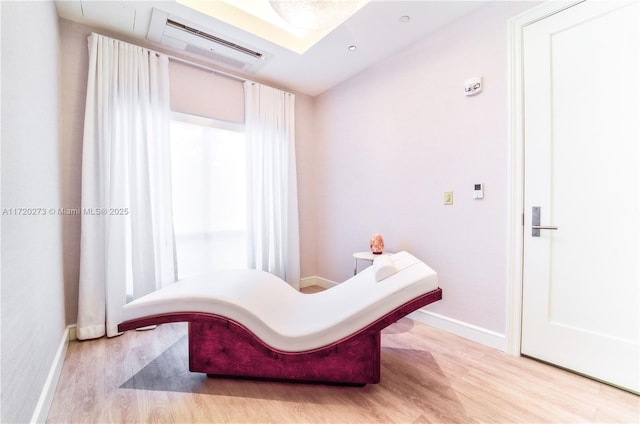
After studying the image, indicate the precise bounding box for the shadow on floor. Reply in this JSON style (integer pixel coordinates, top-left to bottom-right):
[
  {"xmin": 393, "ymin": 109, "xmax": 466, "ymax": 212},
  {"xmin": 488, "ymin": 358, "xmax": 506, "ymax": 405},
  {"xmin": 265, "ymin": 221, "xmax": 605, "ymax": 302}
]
[{"xmin": 118, "ymin": 331, "xmax": 463, "ymax": 419}]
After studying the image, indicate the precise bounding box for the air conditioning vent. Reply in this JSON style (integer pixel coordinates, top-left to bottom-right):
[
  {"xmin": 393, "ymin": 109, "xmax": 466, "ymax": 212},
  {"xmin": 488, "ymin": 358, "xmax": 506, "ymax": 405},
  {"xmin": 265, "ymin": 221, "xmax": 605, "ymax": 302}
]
[
  {"xmin": 183, "ymin": 45, "xmax": 249, "ymax": 69},
  {"xmin": 166, "ymin": 19, "xmax": 263, "ymax": 60},
  {"xmin": 147, "ymin": 8, "xmax": 269, "ymax": 73}
]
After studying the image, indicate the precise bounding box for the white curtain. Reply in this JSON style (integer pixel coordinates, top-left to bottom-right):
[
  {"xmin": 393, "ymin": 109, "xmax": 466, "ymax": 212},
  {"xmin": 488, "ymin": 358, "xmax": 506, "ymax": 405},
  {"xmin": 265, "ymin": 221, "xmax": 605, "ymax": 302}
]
[
  {"xmin": 77, "ymin": 33, "xmax": 176, "ymax": 340},
  {"xmin": 244, "ymin": 82, "xmax": 300, "ymax": 289}
]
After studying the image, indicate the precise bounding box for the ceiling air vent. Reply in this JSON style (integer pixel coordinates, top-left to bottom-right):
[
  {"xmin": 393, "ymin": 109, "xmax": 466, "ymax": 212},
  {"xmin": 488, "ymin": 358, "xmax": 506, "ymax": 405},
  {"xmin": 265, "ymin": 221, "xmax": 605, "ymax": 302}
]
[{"xmin": 147, "ymin": 8, "xmax": 269, "ymax": 73}]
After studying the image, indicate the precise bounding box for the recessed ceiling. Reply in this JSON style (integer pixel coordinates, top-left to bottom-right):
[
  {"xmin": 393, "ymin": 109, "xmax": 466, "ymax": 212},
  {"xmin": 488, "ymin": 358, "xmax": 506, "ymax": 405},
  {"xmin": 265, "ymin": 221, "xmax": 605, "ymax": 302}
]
[
  {"xmin": 176, "ymin": 0, "xmax": 368, "ymax": 54},
  {"xmin": 54, "ymin": 1, "xmax": 489, "ymax": 96}
]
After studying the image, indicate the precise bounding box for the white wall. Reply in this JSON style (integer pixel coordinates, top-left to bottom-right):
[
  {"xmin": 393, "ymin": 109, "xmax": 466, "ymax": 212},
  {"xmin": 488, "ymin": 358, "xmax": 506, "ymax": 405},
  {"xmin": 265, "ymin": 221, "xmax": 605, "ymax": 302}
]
[
  {"xmin": 312, "ymin": 2, "xmax": 536, "ymax": 337},
  {"xmin": 1, "ymin": 1, "xmax": 66, "ymax": 422}
]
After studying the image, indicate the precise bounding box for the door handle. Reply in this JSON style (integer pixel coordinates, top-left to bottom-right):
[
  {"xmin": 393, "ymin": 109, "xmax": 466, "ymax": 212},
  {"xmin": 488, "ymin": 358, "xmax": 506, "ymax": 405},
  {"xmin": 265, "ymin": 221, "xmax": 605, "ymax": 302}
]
[{"xmin": 532, "ymin": 206, "xmax": 558, "ymax": 237}]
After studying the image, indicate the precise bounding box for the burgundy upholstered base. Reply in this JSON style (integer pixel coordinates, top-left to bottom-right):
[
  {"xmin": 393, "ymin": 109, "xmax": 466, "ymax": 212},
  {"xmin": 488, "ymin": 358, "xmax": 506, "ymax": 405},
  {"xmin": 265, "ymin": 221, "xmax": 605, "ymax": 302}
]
[
  {"xmin": 189, "ymin": 317, "xmax": 381, "ymax": 385},
  {"xmin": 118, "ymin": 287, "xmax": 442, "ymax": 385}
]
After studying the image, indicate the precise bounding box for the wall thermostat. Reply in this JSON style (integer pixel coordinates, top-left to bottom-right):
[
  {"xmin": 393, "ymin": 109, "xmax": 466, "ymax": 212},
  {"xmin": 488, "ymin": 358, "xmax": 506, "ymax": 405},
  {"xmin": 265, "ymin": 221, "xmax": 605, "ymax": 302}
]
[
  {"xmin": 464, "ymin": 77, "xmax": 482, "ymax": 96},
  {"xmin": 473, "ymin": 183, "xmax": 484, "ymax": 199}
]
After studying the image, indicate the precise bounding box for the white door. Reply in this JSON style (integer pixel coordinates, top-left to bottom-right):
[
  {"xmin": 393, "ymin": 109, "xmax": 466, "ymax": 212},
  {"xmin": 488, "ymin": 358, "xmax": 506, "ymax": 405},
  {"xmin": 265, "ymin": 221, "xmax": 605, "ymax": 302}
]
[{"xmin": 521, "ymin": 0, "xmax": 639, "ymax": 393}]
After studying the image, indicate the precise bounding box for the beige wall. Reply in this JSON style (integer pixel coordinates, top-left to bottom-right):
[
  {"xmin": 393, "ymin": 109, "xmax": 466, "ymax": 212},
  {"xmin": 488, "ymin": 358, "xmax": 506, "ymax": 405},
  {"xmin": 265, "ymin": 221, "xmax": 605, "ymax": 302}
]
[
  {"xmin": 59, "ymin": 19, "xmax": 87, "ymax": 327},
  {"xmin": 1, "ymin": 2, "xmax": 66, "ymax": 422},
  {"xmin": 293, "ymin": 94, "xmax": 317, "ymax": 278},
  {"xmin": 169, "ymin": 60, "xmax": 245, "ymax": 122}
]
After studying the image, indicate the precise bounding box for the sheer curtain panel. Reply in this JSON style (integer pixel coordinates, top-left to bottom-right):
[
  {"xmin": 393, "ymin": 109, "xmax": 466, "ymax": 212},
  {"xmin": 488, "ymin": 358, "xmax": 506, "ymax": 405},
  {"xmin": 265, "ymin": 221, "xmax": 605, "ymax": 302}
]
[
  {"xmin": 77, "ymin": 33, "xmax": 177, "ymax": 340},
  {"xmin": 244, "ymin": 82, "xmax": 300, "ymax": 289}
]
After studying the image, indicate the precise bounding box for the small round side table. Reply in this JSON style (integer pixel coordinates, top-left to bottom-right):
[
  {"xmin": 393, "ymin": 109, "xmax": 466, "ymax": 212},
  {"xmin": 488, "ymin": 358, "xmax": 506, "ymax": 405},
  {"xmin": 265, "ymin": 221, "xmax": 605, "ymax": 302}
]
[{"xmin": 352, "ymin": 251, "xmax": 392, "ymax": 275}]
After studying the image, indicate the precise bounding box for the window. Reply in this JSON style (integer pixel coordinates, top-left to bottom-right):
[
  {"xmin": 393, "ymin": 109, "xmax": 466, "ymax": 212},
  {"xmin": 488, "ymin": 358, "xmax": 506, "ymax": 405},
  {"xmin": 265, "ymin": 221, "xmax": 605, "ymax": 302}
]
[{"xmin": 170, "ymin": 113, "xmax": 247, "ymax": 279}]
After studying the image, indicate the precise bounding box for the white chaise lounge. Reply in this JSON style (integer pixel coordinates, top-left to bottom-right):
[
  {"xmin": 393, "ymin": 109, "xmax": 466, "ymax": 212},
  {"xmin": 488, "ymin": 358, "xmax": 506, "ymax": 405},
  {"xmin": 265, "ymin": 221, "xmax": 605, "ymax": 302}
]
[{"xmin": 118, "ymin": 251, "xmax": 442, "ymax": 385}]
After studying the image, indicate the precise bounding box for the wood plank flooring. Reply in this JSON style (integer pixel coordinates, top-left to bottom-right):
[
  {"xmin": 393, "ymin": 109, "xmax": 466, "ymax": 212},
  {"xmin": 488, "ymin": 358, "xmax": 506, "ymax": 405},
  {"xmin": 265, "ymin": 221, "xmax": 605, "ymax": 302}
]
[{"xmin": 48, "ymin": 287, "xmax": 638, "ymax": 423}]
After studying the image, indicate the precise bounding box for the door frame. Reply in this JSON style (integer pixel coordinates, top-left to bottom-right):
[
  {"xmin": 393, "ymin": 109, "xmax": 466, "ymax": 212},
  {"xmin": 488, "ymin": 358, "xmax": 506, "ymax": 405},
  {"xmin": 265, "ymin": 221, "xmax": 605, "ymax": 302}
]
[{"xmin": 505, "ymin": 0, "xmax": 583, "ymax": 356}]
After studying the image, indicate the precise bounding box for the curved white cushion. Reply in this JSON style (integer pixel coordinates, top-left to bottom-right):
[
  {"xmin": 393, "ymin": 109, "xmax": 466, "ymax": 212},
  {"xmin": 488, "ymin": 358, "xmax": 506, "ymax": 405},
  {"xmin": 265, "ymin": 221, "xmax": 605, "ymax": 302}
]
[
  {"xmin": 121, "ymin": 251, "xmax": 438, "ymax": 352},
  {"xmin": 373, "ymin": 255, "xmax": 398, "ymax": 281}
]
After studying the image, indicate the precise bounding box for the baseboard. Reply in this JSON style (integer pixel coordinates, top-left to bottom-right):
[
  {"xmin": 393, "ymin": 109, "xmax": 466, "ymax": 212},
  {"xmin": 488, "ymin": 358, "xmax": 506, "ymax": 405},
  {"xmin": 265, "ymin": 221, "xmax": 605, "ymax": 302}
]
[
  {"xmin": 68, "ymin": 324, "xmax": 77, "ymax": 341},
  {"xmin": 30, "ymin": 325, "xmax": 73, "ymax": 423},
  {"xmin": 408, "ymin": 309, "xmax": 506, "ymax": 351},
  {"xmin": 299, "ymin": 276, "xmax": 338, "ymax": 290},
  {"xmin": 299, "ymin": 276, "xmax": 506, "ymax": 351}
]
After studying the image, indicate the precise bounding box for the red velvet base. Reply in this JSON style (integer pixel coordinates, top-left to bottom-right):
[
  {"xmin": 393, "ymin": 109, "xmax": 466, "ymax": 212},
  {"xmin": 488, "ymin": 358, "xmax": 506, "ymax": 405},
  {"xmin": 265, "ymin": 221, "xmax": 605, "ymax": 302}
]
[
  {"xmin": 189, "ymin": 318, "xmax": 381, "ymax": 385},
  {"xmin": 118, "ymin": 287, "xmax": 442, "ymax": 385}
]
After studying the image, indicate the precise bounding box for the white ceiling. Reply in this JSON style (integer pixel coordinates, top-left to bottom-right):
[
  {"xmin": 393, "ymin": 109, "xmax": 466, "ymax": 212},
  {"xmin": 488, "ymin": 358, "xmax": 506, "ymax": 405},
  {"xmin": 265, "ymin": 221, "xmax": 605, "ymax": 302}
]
[{"xmin": 55, "ymin": 1, "xmax": 488, "ymax": 96}]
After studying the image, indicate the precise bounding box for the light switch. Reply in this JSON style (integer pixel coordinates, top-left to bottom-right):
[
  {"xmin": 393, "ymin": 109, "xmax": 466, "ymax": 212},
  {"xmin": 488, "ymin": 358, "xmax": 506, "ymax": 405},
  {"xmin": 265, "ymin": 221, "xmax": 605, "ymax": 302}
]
[{"xmin": 444, "ymin": 191, "xmax": 453, "ymax": 205}]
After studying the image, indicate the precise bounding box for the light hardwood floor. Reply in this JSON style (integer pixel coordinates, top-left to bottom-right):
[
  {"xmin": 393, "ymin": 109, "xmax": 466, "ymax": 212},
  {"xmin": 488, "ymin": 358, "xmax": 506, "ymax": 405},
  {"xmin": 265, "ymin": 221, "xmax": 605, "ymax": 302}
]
[{"xmin": 48, "ymin": 287, "xmax": 638, "ymax": 423}]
